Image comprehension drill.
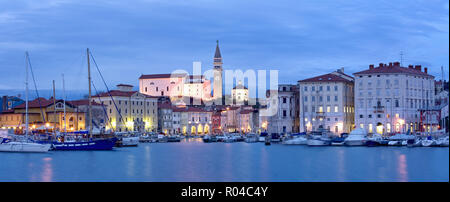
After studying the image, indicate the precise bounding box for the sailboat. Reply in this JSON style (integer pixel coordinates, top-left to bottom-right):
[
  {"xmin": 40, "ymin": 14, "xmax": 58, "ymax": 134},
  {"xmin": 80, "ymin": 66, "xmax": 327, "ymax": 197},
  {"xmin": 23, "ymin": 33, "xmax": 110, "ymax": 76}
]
[
  {"xmin": 0, "ymin": 52, "xmax": 51, "ymax": 153},
  {"xmin": 49, "ymin": 48, "xmax": 117, "ymax": 150}
]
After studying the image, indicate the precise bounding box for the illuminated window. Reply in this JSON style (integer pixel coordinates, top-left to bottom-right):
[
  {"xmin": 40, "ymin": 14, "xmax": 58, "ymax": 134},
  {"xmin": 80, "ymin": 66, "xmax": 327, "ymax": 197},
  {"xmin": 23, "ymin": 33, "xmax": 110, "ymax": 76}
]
[
  {"xmin": 326, "ymin": 106, "xmax": 330, "ymax": 112},
  {"xmin": 334, "ymin": 106, "xmax": 338, "ymax": 112},
  {"xmin": 369, "ymin": 124, "xmax": 373, "ymax": 133}
]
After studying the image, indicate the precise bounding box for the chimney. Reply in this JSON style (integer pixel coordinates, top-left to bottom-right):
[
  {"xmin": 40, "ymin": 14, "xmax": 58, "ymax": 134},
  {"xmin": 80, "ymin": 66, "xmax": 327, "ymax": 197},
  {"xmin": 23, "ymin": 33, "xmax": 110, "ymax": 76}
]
[
  {"xmin": 408, "ymin": 65, "xmax": 413, "ymax": 69},
  {"xmin": 415, "ymin": 65, "xmax": 422, "ymax": 71},
  {"xmin": 393, "ymin": 62, "xmax": 400, "ymax": 67},
  {"xmin": 379, "ymin": 63, "xmax": 384, "ymax": 68},
  {"xmin": 369, "ymin": 64, "xmax": 374, "ymax": 69},
  {"xmin": 389, "ymin": 62, "xmax": 393, "ymax": 67},
  {"xmin": 424, "ymin": 67, "xmax": 428, "ymax": 74}
]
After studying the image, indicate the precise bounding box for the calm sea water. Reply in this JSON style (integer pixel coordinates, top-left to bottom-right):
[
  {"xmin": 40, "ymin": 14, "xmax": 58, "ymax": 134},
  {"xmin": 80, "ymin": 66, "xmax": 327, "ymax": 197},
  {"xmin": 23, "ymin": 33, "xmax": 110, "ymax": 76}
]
[{"xmin": 0, "ymin": 138, "xmax": 448, "ymax": 182}]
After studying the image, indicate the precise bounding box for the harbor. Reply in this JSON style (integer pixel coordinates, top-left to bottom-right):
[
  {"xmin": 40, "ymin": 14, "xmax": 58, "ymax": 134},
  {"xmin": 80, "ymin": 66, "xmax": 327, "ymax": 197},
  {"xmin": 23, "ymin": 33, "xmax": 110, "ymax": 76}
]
[{"xmin": 0, "ymin": 137, "xmax": 448, "ymax": 182}]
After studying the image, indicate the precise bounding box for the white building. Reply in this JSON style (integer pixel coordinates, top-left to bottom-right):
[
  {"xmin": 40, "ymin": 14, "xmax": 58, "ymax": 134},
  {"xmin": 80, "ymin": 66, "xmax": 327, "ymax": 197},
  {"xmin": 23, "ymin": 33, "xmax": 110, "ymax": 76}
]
[
  {"xmin": 299, "ymin": 69, "xmax": 354, "ymax": 134},
  {"xmin": 92, "ymin": 84, "xmax": 158, "ymax": 132},
  {"xmin": 353, "ymin": 62, "xmax": 435, "ymax": 134},
  {"xmin": 231, "ymin": 80, "xmax": 249, "ymax": 105},
  {"xmin": 267, "ymin": 84, "xmax": 299, "ymax": 134}
]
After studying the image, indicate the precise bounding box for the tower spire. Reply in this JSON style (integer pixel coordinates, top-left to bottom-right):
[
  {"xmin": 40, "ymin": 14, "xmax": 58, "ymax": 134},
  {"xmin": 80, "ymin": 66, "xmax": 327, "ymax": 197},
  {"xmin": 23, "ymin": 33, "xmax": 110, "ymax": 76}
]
[{"xmin": 214, "ymin": 40, "xmax": 222, "ymax": 59}]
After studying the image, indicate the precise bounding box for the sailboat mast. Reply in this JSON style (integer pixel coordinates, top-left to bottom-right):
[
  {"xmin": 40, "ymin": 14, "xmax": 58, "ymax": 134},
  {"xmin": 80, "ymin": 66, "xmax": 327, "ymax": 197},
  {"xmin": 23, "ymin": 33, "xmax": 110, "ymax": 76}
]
[
  {"xmin": 63, "ymin": 74, "xmax": 67, "ymax": 134},
  {"xmin": 87, "ymin": 48, "xmax": 93, "ymax": 138},
  {"xmin": 53, "ymin": 80, "xmax": 56, "ymax": 136},
  {"xmin": 25, "ymin": 52, "xmax": 29, "ymax": 136}
]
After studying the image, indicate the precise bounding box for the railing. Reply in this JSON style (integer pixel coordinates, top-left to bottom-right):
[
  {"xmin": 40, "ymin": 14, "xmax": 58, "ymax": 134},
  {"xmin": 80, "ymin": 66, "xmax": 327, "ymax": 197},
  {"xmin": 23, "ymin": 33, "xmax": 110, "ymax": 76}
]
[{"xmin": 373, "ymin": 106, "xmax": 385, "ymax": 113}]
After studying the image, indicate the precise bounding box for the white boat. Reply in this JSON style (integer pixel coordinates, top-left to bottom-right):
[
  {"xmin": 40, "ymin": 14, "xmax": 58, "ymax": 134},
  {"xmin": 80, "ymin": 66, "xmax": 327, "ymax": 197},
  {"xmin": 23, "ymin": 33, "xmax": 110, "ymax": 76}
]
[
  {"xmin": 244, "ymin": 134, "xmax": 258, "ymax": 143},
  {"xmin": 258, "ymin": 132, "xmax": 268, "ymax": 142},
  {"xmin": 0, "ymin": 53, "xmax": 51, "ymax": 153},
  {"xmin": 122, "ymin": 136, "xmax": 139, "ymax": 146},
  {"xmin": 0, "ymin": 139, "xmax": 51, "ymax": 153},
  {"xmin": 307, "ymin": 132, "xmax": 331, "ymax": 146},
  {"xmin": 283, "ymin": 136, "xmax": 308, "ymax": 145},
  {"xmin": 435, "ymin": 136, "xmax": 449, "ymax": 147},
  {"xmin": 344, "ymin": 128, "xmax": 368, "ymax": 146},
  {"xmin": 388, "ymin": 141, "xmax": 402, "ymax": 146},
  {"xmin": 421, "ymin": 139, "xmax": 436, "ymax": 147}
]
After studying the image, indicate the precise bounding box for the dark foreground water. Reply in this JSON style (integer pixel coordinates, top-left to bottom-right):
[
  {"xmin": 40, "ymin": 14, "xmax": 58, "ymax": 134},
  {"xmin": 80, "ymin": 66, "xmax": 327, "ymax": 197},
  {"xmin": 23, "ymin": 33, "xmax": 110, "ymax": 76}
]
[{"xmin": 0, "ymin": 138, "xmax": 448, "ymax": 182}]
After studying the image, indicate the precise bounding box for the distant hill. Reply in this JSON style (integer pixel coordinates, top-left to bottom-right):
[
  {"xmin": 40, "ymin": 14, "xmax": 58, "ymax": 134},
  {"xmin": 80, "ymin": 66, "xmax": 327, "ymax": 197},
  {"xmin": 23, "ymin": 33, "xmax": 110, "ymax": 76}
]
[{"xmin": 0, "ymin": 89, "xmax": 88, "ymax": 100}]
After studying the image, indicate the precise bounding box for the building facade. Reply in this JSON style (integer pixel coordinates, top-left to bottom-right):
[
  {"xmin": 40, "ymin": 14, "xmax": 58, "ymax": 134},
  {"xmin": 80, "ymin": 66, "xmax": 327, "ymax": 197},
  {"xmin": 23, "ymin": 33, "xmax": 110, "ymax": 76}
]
[
  {"xmin": 299, "ymin": 69, "xmax": 354, "ymax": 134},
  {"xmin": 267, "ymin": 84, "xmax": 300, "ymax": 134},
  {"xmin": 92, "ymin": 84, "xmax": 158, "ymax": 133},
  {"xmin": 353, "ymin": 62, "xmax": 435, "ymax": 134}
]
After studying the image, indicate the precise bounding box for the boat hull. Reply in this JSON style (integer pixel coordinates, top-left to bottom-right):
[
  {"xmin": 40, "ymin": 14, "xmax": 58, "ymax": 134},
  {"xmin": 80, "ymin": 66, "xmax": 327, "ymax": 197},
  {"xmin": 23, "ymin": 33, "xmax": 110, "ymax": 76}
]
[
  {"xmin": 52, "ymin": 138, "xmax": 117, "ymax": 150},
  {"xmin": 0, "ymin": 142, "xmax": 51, "ymax": 153},
  {"xmin": 307, "ymin": 139, "xmax": 330, "ymax": 146},
  {"xmin": 344, "ymin": 140, "xmax": 366, "ymax": 146}
]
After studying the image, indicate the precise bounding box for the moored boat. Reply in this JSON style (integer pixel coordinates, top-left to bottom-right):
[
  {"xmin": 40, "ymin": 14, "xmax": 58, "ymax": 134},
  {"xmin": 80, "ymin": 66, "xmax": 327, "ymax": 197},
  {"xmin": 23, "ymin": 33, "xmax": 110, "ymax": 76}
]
[{"xmin": 344, "ymin": 128, "xmax": 368, "ymax": 146}]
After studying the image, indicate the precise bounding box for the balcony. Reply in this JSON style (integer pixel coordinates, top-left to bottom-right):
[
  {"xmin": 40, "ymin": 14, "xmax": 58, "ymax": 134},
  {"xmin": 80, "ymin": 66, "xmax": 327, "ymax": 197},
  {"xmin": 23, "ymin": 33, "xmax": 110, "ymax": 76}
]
[{"xmin": 315, "ymin": 111, "xmax": 325, "ymax": 118}]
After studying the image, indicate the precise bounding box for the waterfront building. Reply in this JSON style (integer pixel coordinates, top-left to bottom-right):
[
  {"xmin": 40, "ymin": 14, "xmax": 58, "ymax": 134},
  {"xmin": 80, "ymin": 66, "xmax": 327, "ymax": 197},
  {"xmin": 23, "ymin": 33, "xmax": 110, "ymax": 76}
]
[
  {"xmin": 237, "ymin": 108, "xmax": 254, "ymax": 134},
  {"xmin": 220, "ymin": 106, "xmax": 239, "ymax": 133},
  {"xmin": 0, "ymin": 97, "xmax": 85, "ymax": 132},
  {"xmin": 353, "ymin": 62, "xmax": 435, "ymax": 134},
  {"xmin": 92, "ymin": 84, "xmax": 158, "ymax": 133},
  {"xmin": 1, "ymin": 95, "xmax": 25, "ymax": 114},
  {"xmin": 67, "ymin": 99, "xmax": 107, "ymax": 131},
  {"xmin": 267, "ymin": 84, "xmax": 300, "ymax": 134},
  {"xmin": 158, "ymin": 101, "xmax": 174, "ymax": 134},
  {"xmin": 299, "ymin": 69, "xmax": 354, "ymax": 134},
  {"xmin": 231, "ymin": 80, "xmax": 249, "ymax": 105}
]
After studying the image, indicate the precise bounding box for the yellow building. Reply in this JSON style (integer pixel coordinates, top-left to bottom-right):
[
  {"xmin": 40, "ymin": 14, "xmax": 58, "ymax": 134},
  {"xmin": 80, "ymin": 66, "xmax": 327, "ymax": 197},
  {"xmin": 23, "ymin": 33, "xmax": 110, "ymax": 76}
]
[{"xmin": 0, "ymin": 97, "xmax": 85, "ymax": 132}]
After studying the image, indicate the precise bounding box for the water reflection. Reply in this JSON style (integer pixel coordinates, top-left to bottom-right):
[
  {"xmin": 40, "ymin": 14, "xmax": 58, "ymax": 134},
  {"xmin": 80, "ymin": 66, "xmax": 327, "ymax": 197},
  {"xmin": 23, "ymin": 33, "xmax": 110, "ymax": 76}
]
[
  {"xmin": 41, "ymin": 157, "xmax": 53, "ymax": 182},
  {"xmin": 397, "ymin": 154, "xmax": 408, "ymax": 182}
]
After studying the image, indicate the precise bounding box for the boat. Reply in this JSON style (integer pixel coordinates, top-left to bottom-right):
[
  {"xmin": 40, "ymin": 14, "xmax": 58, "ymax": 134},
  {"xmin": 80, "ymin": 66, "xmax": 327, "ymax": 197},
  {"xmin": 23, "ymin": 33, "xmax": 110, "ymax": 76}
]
[
  {"xmin": 115, "ymin": 132, "xmax": 139, "ymax": 147},
  {"xmin": 388, "ymin": 141, "xmax": 402, "ymax": 146},
  {"xmin": 344, "ymin": 128, "xmax": 368, "ymax": 146},
  {"xmin": 167, "ymin": 135, "xmax": 181, "ymax": 142},
  {"xmin": 264, "ymin": 136, "xmax": 271, "ymax": 146},
  {"xmin": 0, "ymin": 138, "xmax": 51, "ymax": 153},
  {"xmin": 258, "ymin": 132, "xmax": 268, "ymax": 142},
  {"xmin": 283, "ymin": 136, "xmax": 308, "ymax": 145},
  {"xmin": 244, "ymin": 134, "xmax": 258, "ymax": 143},
  {"xmin": 216, "ymin": 135, "xmax": 226, "ymax": 142},
  {"xmin": 435, "ymin": 136, "xmax": 449, "ymax": 147},
  {"xmin": 0, "ymin": 53, "xmax": 51, "ymax": 153},
  {"xmin": 366, "ymin": 134, "xmax": 383, "ymax": 146},
  {"xmin": 421, "ymin": 136, "xmax": 436, "ymax": 147},
  {"xmin": 330, "ymin": 136, "xmax": 346, "ymax": 146},
  {"xmin": 157, "ymin": 134, "xmax": 168, "ymax": 143},
  {"xmin": 270, "ymin": 133, "xmax": 281, "ymax": 142},
  {"xmin": 307, "ymin": 131, "xmax": 331, "ymax": 146}
]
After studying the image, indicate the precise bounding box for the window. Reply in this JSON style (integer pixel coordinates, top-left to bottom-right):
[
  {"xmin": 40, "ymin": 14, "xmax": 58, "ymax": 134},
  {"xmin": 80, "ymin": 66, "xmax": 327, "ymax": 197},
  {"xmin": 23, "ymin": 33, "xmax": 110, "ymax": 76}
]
[
  {"xmin": 326, "ymin": 106, "xmax": 330, "ymax": 112},
  {"xmin": 395, "ymin": 100, "xmax": 399, "ymax": 107},
  {"xmin": 283, "ymin": 110, "xmax": 287, "ymax": 117},
  {"xmin": 319, "ymin": 86, "xmax": 323, "ymax": 91},
  {"xmin": 312, "ymin": 96, "xmax": 315, "ymax": 102},
  {"xmin": 312, "ymin": 86, "xmax": 315, "ymax": 91},
  {"xmin": 359, "ymin": 114, "xmax": 363, "ymax": 118},
  {"xmin": 319, "ymin": 106, "xmax": 323, "ymax": 113},
  {"xmin": 327, "ymin": 86, "xmax": 330, "ymax": 91},
  {"xmin": 283, "ymin": 97, "xmax": 287, "ymax": 103},
  {"xmin": 327, "ymin": 96, "xmax": 330, "ymax": 102},
  {"xmin": 334, "ymin": 106, "xmax": 338, "ymax": 112},
  {"xmin": 304, "ymin": 86, "xmax": 308, "ymax": 92},
  {"xmin": 334, "ymin": 96, "xmax": 338, "ymax": 102},
  {"xmin": 304, "ymin": 96, "xmax": 308, "ymax": 102},
  {"xmin": 319, "ymin": 96, "xmax": 323, "ymax": 102}
]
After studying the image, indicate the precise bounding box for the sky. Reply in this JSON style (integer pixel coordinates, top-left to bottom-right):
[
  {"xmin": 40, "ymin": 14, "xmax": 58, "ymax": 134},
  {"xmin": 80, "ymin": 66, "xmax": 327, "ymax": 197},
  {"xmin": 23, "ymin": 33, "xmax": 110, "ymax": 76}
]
[{"xmin": 0, "ymin": 0, "xmax": 448, "ymax": 95}]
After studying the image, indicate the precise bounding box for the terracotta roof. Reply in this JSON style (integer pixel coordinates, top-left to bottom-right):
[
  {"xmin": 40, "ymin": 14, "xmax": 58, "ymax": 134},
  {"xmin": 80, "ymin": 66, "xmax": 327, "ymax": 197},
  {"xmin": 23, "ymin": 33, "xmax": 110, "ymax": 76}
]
[
  {"xmin": 299, "ymin": 73, "xmax": 353, "ymax": 83},
  {"xmin": 139, "ymin": 73, "xmax": 187, "ymax": 79},
  {"xmin": 353, "ymin": 63, "xmax": 433, "ymax": 77},
  {"xmin": 93, "ymin": 90, "xmax": 137, "ymax": 97},
  {"xmin": 14, "ymin": 97, "xmax": 77, "ymax": 109},
  {"xmin": 67, "ymin": 99, "xmax": 103, "ymax": 106}
]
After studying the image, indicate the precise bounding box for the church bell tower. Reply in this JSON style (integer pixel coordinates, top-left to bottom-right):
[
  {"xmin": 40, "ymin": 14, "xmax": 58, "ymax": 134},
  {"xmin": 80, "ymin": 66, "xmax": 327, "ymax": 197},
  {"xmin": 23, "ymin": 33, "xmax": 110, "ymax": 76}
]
[{"xmin": 213, "ymin": 40, "xmax": 223, "ymax": 104}]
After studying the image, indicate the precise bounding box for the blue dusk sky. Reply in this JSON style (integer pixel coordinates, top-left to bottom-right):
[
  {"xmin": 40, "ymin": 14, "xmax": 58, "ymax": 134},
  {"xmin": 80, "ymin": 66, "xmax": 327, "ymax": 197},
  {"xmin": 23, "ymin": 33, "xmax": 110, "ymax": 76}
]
[{"xmin": 0, "ymin": 0, "xmax": 448, "ymax": 93}]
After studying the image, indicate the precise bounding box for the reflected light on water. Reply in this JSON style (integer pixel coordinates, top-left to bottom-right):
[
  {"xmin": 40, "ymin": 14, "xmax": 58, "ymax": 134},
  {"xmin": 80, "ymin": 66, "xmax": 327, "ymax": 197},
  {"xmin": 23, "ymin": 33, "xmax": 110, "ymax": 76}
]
[
  {"xmin": 127, "ymin": 154, "xmax": 136, "ymax": 178},
  {"xmin": 336, "ymin": 149, "xmax": 346, "ymax": 181},
  {"xmin": 41, "ymin": 157, "xmax": 53, "ymax": 182},
  {"xmin": 397, "ymin": 154, "xmax": 408, "ymax": 182}
]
